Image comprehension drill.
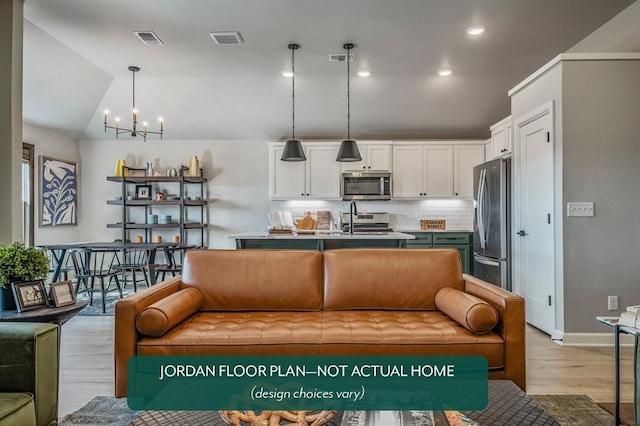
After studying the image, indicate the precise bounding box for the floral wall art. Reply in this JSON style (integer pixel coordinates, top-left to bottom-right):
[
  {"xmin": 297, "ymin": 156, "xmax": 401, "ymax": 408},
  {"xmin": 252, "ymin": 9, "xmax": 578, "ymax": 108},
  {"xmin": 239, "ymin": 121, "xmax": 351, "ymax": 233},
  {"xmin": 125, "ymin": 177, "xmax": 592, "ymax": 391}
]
[{"xmin": 40, "ymin": 156, "xmax": 78, "ymax": 226}]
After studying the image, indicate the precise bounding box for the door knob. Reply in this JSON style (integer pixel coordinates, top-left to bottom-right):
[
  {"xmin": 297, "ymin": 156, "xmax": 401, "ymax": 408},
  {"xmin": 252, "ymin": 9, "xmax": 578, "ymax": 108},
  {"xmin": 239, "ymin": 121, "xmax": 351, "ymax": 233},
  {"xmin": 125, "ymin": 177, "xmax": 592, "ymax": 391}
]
[{"xmin": 516, "ymin": 230, "xmax": 528, "ymax": 236}]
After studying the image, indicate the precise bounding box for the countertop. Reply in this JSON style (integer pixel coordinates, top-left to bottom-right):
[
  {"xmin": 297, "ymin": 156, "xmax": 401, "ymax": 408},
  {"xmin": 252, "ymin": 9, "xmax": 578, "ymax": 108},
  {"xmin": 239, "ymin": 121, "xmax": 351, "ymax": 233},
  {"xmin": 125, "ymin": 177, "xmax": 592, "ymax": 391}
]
[
  {"xmin": 227, "ymin": 231, "xmax": 416, "ymax": 240},
  {"xmin": 393, "ymin": 229, "xmax": 474, "ymax": 233}
]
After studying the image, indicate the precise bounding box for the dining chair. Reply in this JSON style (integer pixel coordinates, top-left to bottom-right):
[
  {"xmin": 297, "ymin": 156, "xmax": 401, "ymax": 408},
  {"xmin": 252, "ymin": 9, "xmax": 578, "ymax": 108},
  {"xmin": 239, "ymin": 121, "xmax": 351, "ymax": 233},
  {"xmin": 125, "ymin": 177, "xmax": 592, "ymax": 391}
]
[
  {"xmin": 68, "ymin": 248, "xmax": 123, "ymax": 313},
  {"xmin": 113, "ymin": 247, "xmax": 150, "ymax": 292},
  {"xmin": 154, "ymin": 245, "xmax": 198, "ymax": 281}
]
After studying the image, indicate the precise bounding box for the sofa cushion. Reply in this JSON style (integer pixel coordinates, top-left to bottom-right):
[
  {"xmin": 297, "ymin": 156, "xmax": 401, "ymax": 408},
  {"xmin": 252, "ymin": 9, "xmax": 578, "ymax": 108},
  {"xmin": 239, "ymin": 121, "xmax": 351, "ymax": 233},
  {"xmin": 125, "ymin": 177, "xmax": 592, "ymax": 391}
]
[
  {"xmin": 181, "ymin": 250, "xmax": 323, "ymax": 311},
  {"xmin": 323, "ymin": 249, "xmax": 463, "ymax": 310},
  {"xmin": 0, "ymin": 393, "xmax": 36, "ymax": 425},
  {"xmin": 136, "ymin": 288, "xmax": 204, "ymax": 336},
  {"xmin": 435, "ymin": 287, "xmax": 499, "ymax": 334},
  {"xmin": 137, "ymin": 311, "xmax": 505, "ymax": 369}
]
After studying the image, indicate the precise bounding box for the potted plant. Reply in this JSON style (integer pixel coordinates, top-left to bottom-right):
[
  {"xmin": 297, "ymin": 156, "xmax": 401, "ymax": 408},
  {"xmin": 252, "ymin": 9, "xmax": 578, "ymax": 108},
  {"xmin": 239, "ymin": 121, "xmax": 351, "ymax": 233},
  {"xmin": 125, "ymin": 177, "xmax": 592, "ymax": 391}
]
[{"xmin": 0, "ymin": 241, "xmax": 49, "ymax": 311}]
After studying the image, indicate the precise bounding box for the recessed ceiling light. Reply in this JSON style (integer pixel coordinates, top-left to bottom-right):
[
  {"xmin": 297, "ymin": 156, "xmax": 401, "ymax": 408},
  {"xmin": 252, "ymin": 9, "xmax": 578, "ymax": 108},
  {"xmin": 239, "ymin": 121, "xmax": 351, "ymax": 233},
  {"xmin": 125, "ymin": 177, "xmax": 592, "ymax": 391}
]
[
  {"xmin": 281, "ymin": 71, "xmax": 294, "ymax": 78},
  {"xmin": 357, "ymin": 70, "xmax": 371, "ymax": 77},
  {"xmin": 466, "ymin": 25, "xmax": 486, "ymax": 36},
  {"xmin": 438, "ymin": 68, "xmax": 452, "ymax": 76}
]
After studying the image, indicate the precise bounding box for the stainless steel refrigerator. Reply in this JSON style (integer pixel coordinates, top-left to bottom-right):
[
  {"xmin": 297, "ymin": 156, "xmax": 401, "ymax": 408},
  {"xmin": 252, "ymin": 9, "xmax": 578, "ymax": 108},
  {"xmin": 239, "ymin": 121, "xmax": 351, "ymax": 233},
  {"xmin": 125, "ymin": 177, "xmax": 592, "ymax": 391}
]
[{"xmin": 473, "ymin": 158, "xmax": 511, "ymax": 290}]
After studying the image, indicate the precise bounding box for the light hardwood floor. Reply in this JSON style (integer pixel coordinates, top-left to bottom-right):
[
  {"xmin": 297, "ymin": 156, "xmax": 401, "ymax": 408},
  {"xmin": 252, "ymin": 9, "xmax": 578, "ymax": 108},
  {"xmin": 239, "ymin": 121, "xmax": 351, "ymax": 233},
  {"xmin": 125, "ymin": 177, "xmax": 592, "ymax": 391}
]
[{"xmin": 58, "ymin": 316, "xmax": 635, "ymax": 418}]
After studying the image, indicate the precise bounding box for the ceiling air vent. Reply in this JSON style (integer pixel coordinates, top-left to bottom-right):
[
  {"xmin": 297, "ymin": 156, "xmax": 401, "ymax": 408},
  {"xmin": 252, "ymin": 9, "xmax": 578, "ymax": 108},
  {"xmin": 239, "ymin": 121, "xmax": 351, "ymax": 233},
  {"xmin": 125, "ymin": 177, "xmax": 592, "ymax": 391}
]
[
  {"xmin": 209, "ymin": 31, "xmax": 244, "ymax": 45},
  {"xmin": 134, "ymin": 31, "xmax": 163, "ymax": 45},
  {"xmin": 329, "ymin": 53, "xmax": 355, "ymax": 62}
]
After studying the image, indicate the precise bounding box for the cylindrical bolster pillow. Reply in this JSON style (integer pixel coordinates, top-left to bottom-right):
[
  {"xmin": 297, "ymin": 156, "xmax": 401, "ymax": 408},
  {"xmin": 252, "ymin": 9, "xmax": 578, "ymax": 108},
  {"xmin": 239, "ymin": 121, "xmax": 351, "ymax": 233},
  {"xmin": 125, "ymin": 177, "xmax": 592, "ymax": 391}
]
[
  {"xmin": 136, "ymin": 287, "xmax": 204, "ymax": 336},
  {"xmin": 435, "ymin": 287, "xmax": 499, "ymax": 334}
]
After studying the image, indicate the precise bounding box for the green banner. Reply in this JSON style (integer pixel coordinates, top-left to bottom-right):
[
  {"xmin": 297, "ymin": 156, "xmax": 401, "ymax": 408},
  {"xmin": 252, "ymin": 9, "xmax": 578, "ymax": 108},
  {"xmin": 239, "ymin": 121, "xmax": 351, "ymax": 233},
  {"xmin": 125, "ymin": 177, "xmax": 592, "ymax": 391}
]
[{"xmin": 127, "ymin": 355, "xmax": 487, "ymax": 411}]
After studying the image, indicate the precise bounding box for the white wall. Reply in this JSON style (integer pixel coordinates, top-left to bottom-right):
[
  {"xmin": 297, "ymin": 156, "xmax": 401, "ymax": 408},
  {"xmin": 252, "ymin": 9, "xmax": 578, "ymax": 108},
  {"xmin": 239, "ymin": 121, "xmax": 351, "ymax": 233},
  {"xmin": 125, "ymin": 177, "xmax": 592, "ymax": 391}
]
[
  {"xmin": 23, "ymin": 123, "xmax": 81, "ymax": 245},
  {"xmin": 78, "ymin": 139, "xmax": 270, "ymax": 248}
]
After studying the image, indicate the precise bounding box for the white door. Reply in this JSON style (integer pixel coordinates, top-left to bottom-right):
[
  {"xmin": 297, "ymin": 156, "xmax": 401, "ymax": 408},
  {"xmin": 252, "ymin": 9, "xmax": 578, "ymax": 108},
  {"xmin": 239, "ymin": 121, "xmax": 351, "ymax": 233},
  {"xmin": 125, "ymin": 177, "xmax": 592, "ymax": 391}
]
[
  {"xmin": 517, "ymin": 112, "xmax": 555, "ymax": 334},
  {"xmin": 306, "ymin": 145, "xmax": 341, "ymax": 199},
  {"xmin": 392, "ymin": 146, "xmax": 423, "ymax": 198},
  {"xmin": 423, "ymin": 146, "xmax": 453, "ymax": 198},
  {"xmin": 453, "ymin": 145, "xmax": 485, "ymax": 198},
  {"xmin": 269, "ymin": 146, "xmax": 305, "ymax": 199}
]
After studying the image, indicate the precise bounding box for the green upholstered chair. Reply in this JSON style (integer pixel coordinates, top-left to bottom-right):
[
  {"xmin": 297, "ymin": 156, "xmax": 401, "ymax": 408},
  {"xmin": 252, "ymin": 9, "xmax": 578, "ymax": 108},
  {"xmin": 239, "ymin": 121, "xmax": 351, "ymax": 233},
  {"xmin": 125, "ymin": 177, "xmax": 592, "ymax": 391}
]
[{"xmin": 0, "ymin": 322, "xmax": 59, "ymax": 426}]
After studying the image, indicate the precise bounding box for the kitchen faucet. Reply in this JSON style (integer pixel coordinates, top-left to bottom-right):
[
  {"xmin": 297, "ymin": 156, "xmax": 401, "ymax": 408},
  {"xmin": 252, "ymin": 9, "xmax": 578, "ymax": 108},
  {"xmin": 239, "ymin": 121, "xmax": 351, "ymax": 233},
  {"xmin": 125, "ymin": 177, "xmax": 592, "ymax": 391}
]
[{"xmin": 349, "ymin": 200, "xmax": 358, "ymax": 235}]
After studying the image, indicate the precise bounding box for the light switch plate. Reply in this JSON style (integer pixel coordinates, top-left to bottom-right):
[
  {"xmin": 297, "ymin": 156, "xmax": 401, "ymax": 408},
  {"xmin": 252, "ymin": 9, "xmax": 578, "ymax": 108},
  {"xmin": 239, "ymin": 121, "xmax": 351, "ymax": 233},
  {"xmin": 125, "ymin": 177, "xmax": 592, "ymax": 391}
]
[{"xmin": 567, "ymin": 202, "xmax": 594, "ymax": 217}]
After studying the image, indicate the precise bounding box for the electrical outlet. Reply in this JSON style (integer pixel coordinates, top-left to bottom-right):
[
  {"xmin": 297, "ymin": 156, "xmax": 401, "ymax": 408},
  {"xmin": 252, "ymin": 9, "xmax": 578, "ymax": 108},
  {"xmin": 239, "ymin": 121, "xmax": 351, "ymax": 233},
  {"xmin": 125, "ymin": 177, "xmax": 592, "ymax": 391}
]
[
  {"xmin": 411, "ymin": 211, "xmax": 418, "ymax": 219},
  {"xmin": 608, "ymin": 295, "xmax": 618, "ymax": 311}
]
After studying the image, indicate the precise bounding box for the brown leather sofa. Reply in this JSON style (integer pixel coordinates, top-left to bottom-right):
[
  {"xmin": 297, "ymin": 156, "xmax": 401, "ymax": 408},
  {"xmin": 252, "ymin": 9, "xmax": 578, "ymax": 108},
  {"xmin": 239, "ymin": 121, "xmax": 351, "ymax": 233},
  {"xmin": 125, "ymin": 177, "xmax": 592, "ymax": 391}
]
[{"xmin": 114, "ymin": 248, "xmax": 525, "ymax": 397}]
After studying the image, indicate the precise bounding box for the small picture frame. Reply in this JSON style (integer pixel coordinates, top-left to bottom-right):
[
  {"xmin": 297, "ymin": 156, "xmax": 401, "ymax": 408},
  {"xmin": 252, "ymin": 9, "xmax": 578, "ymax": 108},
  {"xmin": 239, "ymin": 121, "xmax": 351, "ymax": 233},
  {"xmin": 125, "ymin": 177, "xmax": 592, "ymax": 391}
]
[
  {"xmin": 12, "ymin": 280, "xmax": 49, "ymax": 313},
  {"xmin": 49, "ymin": 280, "xmax": 77, "ymax": 307},
  {"xmin": 135, "ymin": 184, "xmax": 152, "ymax": 200}
]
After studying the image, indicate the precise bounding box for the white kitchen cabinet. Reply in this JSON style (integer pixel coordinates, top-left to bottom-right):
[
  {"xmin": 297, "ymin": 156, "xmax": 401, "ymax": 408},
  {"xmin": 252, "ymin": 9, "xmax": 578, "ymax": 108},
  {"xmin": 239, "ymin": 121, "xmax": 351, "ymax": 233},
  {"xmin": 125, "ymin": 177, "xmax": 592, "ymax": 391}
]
[
  {"xmin": 392, "ymin": 145, "xmax": 453, "ymax": 198},
  {"xmin": 342, "ymin": 142, "xmax": 392, "ymax": 172},
  {"xmin": 305, "ymin": 145, "xmax": 341, "ymax": 198},
  {"xmin": 453, "ymin": 145, "xmax": 485, "ymax": 198},
  {"xmin": 489, "ymin": 116, "xmax": 512, "ymax": 159},
  {"xmin": 269, "ymin": 143, "xmax": 341, "ymax": 200},
  {"xmin": 391, "ymin": 145, "xmax": 423, "ymax": 197}
]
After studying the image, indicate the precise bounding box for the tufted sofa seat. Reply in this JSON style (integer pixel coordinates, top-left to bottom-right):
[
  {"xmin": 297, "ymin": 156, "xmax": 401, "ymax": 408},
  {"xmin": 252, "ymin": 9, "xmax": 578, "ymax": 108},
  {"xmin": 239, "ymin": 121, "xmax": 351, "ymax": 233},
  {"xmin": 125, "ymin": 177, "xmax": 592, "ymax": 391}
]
[{"xmin": 115, "ymin": 249, "xmax": 525, "ymax": 397}]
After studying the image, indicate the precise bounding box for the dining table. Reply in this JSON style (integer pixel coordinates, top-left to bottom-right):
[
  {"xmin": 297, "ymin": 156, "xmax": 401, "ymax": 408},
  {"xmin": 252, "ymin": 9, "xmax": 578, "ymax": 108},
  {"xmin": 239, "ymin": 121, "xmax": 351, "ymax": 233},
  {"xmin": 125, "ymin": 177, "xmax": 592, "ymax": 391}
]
[{"xmin": 42, "ymin": 241, "xmax": 181, "ymax": 285}]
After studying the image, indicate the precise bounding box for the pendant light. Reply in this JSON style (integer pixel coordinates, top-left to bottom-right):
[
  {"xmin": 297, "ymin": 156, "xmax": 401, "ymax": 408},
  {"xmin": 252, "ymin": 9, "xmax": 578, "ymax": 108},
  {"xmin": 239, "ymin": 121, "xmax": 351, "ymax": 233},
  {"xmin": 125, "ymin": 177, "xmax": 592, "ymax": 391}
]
[
  {"xmin": 336, "ymin": 43, "xmax": 362, "ymax": 162},
  {"xmin": 281, "ymin": 44, "xmax": 306, "ymax": 161}
]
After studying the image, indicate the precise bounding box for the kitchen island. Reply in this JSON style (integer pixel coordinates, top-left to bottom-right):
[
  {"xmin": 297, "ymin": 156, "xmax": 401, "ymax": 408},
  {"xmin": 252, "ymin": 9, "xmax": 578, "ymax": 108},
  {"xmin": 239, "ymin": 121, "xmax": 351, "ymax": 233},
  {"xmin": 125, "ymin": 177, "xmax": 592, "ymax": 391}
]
[{"xmin": 228, "ymin": 231, "xmax": 415, "ymax": 250}]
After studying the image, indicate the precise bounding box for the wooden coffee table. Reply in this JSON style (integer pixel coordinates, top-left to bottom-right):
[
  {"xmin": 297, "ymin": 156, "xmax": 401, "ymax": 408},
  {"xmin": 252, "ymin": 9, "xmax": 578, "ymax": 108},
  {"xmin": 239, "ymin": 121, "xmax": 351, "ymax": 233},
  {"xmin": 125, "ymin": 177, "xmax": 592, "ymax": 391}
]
[{"xmin": 0, "ymin": 300, "xmax": 88, "ymax": 326}]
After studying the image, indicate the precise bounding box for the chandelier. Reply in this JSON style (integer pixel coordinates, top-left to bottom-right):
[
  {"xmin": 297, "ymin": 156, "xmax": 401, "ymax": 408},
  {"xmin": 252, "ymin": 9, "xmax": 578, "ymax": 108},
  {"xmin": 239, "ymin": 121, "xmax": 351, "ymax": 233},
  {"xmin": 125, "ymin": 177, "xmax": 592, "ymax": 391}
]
[{"xmin": 103, "ymin": 66, "xmax": 163, "ymax": 142}]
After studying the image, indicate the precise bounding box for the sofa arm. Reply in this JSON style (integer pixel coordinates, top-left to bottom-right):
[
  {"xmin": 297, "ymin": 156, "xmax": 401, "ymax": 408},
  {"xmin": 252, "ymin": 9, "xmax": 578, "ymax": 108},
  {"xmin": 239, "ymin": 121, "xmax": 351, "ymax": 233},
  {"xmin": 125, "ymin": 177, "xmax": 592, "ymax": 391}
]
[
  {"xmin": 114, "ymin": 277, "xmax": 182, "ymax": 397},
  {"xmin": 463, "ymin": 274, "xmax": 526, "ymax": 391},
  {"xmin": 0, "ymin": 322, "xmax": 59, "ymax": 426}
]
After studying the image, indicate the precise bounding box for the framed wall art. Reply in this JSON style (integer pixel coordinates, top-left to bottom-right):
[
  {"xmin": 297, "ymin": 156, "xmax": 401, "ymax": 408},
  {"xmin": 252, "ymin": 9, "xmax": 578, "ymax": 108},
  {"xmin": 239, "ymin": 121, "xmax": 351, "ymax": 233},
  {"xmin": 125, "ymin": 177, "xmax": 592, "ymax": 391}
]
[
  {"xmin": 12, "ymin": 280, "xmax": 48, "ymax": 312},
  {"xmin": 49, "ymin": 280, "xmax": 76, "ymax": 307},
  {"xmin": 40, "ymin": 155, "xmax": 78, "ymax": 227}
]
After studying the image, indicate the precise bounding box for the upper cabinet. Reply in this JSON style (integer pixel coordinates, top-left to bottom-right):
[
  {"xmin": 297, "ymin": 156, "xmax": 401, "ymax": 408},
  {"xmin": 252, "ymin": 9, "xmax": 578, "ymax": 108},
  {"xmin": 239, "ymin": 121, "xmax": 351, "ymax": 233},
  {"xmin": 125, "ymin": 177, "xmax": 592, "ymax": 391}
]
[
  {"xmin": 453, "ymin": 145, "xmax": 485, "ymax": 198},
  {"xmin": 342, "ymin": 142, "xmax": 392, "ymax": 172},
  {"xmin": 488, "ymin": 116, "xmax": 512, "ymax": 160},
  {"xmin": 269, "ymin": 143, "xmax": 341, "ymax": 200},
  {"xmin": 392, "ymin": 145, "xmax": 453, "ymax": 198}
]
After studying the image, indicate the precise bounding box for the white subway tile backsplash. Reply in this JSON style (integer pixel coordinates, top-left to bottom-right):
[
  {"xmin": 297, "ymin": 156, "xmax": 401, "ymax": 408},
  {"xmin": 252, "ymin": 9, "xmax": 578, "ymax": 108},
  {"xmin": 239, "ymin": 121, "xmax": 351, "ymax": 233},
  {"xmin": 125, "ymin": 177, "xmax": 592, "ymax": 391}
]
[{"xmin": 271, "ymin": 199, "xmax": 474, "ymax": 231}]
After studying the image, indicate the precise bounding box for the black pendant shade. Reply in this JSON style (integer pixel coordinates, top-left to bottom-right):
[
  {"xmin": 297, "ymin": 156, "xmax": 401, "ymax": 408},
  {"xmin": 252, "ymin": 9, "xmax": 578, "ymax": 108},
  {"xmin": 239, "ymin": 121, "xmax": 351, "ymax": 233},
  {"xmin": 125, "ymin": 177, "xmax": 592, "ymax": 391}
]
[
  {"xmin": 336, "ymin": 43, "xmax": 362, "ymax": 162},
  {"xmin": 336, "ymin": 140, "xmax": 362, "ymax": 162},
  {"xmin": 281, "ymin": 139, "xmax": 306, "ymax": 161},
  {"xmin": 281, "ymin": 44, "xmax": 307, "ymax": 161}
]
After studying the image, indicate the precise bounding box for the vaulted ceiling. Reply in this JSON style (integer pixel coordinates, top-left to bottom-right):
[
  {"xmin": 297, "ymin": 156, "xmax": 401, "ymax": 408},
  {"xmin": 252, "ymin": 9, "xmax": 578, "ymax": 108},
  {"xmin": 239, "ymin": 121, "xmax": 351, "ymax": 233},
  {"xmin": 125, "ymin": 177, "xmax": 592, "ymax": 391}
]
[{"xmin": 23, "ymin": 0, "xmax": 637, "ymax": 141}]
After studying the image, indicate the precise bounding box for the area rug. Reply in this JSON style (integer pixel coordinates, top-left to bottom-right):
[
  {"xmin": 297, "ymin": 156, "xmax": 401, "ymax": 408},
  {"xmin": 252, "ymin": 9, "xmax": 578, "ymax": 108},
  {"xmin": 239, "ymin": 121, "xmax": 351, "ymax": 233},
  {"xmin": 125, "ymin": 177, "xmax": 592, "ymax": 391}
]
[
  {"xmin": 60, "ymin": 394, "xmax": 616, "ymax": 426},
  {"xmin": 76, "ymin": 286, "xmax": 135, "ymax": 316}
]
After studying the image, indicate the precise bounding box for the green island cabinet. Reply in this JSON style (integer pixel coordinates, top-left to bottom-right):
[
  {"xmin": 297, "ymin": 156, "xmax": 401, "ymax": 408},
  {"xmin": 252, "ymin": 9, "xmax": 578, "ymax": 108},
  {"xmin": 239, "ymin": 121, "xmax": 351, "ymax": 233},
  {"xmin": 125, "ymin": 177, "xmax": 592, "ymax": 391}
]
[{"xmin": 405, "ymin": 232, "xmax": 473, "ymax": 274}]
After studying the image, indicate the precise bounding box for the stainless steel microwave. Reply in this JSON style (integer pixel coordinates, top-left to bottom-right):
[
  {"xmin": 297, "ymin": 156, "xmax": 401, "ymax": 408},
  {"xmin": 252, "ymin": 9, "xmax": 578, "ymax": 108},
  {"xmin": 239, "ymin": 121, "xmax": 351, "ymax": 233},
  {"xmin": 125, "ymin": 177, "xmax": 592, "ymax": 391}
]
[{"xmin": 341, "ymin": 172, "xmax": 392, "ymax": 200}]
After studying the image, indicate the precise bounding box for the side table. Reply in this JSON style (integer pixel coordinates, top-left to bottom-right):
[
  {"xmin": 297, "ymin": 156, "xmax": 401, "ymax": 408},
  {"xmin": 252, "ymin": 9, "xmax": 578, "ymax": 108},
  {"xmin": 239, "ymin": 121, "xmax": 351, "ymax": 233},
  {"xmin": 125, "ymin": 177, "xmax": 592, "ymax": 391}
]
[
  {"xmin": 596, "ymin": 316, "xmax": 639, "ymax": 426},
  {"xmin": 0, "ymin": 300, "xmax": 88, "ymax": 326}
]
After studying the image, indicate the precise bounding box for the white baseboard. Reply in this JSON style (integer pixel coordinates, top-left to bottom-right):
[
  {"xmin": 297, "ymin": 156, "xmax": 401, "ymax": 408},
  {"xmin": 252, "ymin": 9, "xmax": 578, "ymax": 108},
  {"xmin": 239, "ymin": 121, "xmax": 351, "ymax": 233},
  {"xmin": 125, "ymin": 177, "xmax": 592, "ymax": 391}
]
[{"xmin": 554, "ymin": 332, "xmax": 636, "ymax": 347}]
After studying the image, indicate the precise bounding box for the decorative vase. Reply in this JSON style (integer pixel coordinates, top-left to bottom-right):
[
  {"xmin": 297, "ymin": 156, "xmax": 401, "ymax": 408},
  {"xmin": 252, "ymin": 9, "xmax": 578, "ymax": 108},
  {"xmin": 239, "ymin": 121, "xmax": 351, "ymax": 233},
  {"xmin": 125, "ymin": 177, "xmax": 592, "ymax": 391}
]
[
  {"xmin": 146, "ymin": 162, "xmax": 154, "ymax": 176},
  {"xmin": 114, "ymin": 159, "xmax": 128, "ymax": 177},
  {"xmin": 189, "ymin": 156, "xmax": 200, "ymax": 177},
  {"xmin": 0, "ymin": 285, "xmax": 17, "ymax": 311}
]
